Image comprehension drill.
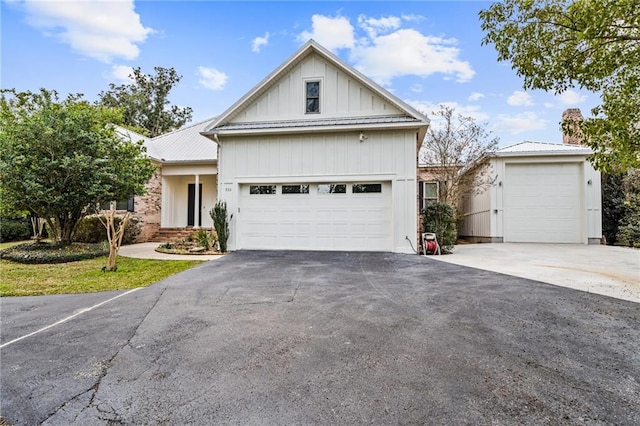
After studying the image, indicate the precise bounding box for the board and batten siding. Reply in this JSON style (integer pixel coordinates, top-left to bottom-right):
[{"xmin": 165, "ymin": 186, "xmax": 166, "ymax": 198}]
[
  {"xmin": 218, "ymin": 129, "xmax": 419, "ymax": 253},
  {"xmin": 459, "ymin": 156, "xmax": 602, "ymax": 244},
  {"xmin": 229, "ymin": 53, "xmax": 405, "ymax": 123}
]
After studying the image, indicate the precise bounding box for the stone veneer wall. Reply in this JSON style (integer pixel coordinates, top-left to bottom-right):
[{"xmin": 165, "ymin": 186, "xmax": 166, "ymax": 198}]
[{"xmin": 133, "ymin": 166, "xmax": 162, "ymax": 242}]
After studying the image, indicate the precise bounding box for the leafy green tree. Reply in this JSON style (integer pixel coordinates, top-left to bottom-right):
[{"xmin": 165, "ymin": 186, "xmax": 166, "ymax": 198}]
[
  {"xmin": 616, "ymin": 169, "xmax": 640, "ymax": 247},
  {"xmin": 601, "ymin": 173, "xmax": 629, "ymax": 245},
  {"xmin": 479, "ymin": 0, "xmax": 640, "ymax": 173},
  {"xmin": 98, "ymin": 67, "xmax": 193, "ymax": 137},
  {"xmin": 0, "ymin": 89, "xmax": 155, "ymax": 244}
]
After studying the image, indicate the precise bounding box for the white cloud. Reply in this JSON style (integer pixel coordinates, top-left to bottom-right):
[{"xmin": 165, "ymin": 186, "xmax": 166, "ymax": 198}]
[
  {"xmin": 544, "ymin": 102, "xmax": 555, "ymax": 108},
  {"xmin": 350, "ymin": 29, "xmax": 475, "ymax": 86},
  {"xmin": 557, "ymin": 89, "xmax": 588, "ymax": 105},
  {"xmin": 103, "ymin": 65, "xmax": 134, "ymax": 83},
  {"xmin": 468, "ymin": 92, "xmax": 485, "ymax": 102},
  {"xmin": 22, "ymin": 0, "xmax": 153, "ymax": 63},
  {"xmin": 494, "ymin": 112, "xmax": 547, "ymax": 135},
  {"xmin": 357, "ymin": 15, "xmax": 401, "ymax": 38},
  {"xmin": 198, "ymin": 66, "xmax": 228, "ymax": 91},
  {"xmin": 297, "ymin": 14, "xmax": 355, "ymax": 51},
  {"xmin": 405, "ymin": 100, "xmax": 490, "ymax": 123},
  {"xmin": 252, "ymin": 32, "xmax": 269, "ymax": 53},
  {"xmin": 507, "ymin": 91, "xmax": 534, "ymax": 106}
]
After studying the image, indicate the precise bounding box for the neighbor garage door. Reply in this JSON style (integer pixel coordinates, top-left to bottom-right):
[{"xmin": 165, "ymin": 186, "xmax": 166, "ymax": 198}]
[
  {"xmin": 238, "ymin": 182, "xmax": 392, "ymax": 251},
  {"xmin": 504, "ymin": 163, "xmax": 583, "ymax": 243}
]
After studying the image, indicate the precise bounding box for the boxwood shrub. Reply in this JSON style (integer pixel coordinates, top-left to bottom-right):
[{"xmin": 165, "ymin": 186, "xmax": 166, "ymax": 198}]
[
  {"xmin": 0, "ymin": 242, "xmax": 108, "ymax": 264},
  {"xmin": 0, "ymin": 217, "xmax": 32, "ymax": 242},
  {"xmin": 73, "ymin": 216, "xmax": 141, "ymax": 245}
]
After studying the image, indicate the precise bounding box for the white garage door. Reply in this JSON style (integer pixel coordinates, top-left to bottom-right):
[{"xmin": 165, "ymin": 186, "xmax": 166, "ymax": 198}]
[
  {"xmin": 504, "ymin": 163, "xmax": 583, "ymax": 243},
  {"xmin": 238, "ymin": 182, "xmax": 392, "ymax": 251}
]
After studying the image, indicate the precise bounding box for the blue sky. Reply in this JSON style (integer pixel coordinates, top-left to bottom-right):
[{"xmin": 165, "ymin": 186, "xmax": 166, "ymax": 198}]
[{"xmin": 1, "ymin": 0, "xmax": 598, "ymax": 147}]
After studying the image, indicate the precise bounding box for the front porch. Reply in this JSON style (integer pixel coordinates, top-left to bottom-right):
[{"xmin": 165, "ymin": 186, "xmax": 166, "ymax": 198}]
[{"xmin": 161, "ymin": 165, "xmax": 218, "ymax": 229}]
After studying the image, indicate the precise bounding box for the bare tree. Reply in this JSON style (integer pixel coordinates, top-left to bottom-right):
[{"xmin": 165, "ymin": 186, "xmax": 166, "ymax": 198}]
[
  {"xmin": 99, "ymin": 208, "xmax": 131, "ymax": 272},
  {"xmin": 419, "ymin": 105, "xmax": 499, "ymax": 205}
]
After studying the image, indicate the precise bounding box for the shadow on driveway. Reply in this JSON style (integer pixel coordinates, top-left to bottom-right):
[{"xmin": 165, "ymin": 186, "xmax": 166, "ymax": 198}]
[{"xmin": 2, "ymin": 251, "xmax": 639, "ymax": 424}]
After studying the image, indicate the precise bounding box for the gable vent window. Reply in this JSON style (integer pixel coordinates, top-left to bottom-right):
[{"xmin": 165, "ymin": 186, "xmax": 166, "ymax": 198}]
[{"xmin": 306, "ymin": 81, "xmax": 320, "ymax": 113}]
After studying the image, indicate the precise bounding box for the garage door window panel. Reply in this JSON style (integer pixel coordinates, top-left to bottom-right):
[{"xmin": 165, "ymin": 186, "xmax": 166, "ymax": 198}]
[
  {"xmin": 318, "ymin": 184, "xmax": 346, "ymax": 194},
  {"xmin": 282, "ymin": 184, "xmax": 309, "ymax": 194},
  {"xmin": 353, "ymin": 183, "xmax": 382, "ymax": 193},
  {"xmin": 250, "ymin": 185, "xmax": 277, "ymax": 195}
]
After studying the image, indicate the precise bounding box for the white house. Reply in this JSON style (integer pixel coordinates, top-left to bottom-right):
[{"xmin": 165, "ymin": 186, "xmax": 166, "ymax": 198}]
[
  {"xmin": 458, "ymin": 141, "xmax": 602, "ymax": 244},
  {"xmin": 201, "ymin": 40, "xmax": 430, "ymax": 253}
]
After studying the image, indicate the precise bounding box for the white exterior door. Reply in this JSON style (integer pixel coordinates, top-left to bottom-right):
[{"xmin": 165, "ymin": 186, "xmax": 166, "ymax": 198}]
[
  {"xmin": 504, "ymin": 163, "xmax": 583, "ymax": 243},
  {"xmin": 238, "ymin": 182, "xmax": 392, "ymax": 251}
]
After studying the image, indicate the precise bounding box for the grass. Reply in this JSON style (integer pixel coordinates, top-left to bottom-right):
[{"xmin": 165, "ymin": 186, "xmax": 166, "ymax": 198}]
[{"xmin": 0, "ymin": 255, "xmax": 204, "ymax": 297}]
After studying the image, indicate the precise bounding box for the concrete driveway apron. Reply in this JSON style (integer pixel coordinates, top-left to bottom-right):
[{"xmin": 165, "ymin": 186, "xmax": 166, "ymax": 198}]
[{"xmin": 1, "ymin": 251, "xmax": 638, "ymax": 425}]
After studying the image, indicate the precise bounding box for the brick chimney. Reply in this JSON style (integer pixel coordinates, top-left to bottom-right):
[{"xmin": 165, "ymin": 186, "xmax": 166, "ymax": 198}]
[{"xmin": 562, "ymin": 108, "xmax": 584, "ymax": 145}]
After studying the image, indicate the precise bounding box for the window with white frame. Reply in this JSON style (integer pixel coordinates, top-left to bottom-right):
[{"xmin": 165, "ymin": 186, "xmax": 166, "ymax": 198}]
[
  {"xmin": 305, "ymin": 81, "xmax": 320, "ymax": 113},
  {"xmin": 423, "ymin": 182, "xmax": 438, "ymax": 204}
]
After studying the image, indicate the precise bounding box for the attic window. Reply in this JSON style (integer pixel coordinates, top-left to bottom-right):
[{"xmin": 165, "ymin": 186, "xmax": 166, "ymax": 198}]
[{"xmin": 306, "ymin": 81, "xmax": 320, "ymax": 113}]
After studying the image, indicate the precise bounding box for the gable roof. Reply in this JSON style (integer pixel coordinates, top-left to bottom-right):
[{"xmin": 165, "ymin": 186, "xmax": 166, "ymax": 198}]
[
  {"xmin": 496, "ymin": 141, "xmax": 592, "ymax": 157},
  {"xmin": 146, "ymin": 118, "xmax": 217, "ymax": 164},
  {"xmin": 203, "ymin": 40, "xmax": 429, "ymax": 138}
]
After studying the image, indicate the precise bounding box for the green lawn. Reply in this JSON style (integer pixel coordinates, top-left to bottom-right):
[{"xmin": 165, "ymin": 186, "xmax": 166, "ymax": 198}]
[{"xmin": 0, "ymin": 255, "xmax": 203, "ymax": 297}]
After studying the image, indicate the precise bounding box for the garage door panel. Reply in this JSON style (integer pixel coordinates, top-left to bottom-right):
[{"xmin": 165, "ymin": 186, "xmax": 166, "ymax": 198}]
[
  {"xmin": 505, "ymin": 163, "xmax": 582, "ymax": 243},
  {"xmin": 239, "ymin": 182, "xmax": 391, "ymax": 251}
]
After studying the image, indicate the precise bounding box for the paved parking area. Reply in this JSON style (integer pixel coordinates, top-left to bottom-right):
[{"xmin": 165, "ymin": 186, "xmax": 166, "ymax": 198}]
[
  {"xmin": 1, "ymin": 251, "xmax": 639, "ymax": 425},
  {"xmin": 431, "ymin": 243, "xmax": 640, "ymax": 303}
]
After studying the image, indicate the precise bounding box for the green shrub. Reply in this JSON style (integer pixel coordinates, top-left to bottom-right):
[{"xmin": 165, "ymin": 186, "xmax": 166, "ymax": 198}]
[
  {"xmin": 0, "ymin": 242, "xmax": 108, "ymax": 264},
  {"xmin": 0, "ymin": 217, "xmax": 32, "ymax": 242},
  {"xmin": 195, "ymin": 229, "xmax": 212, "ymax": 250},
  {"xmin": 73, "ymin": 216, "xmax": 140, "ymax": 245},
  {"xmin": 616, "ymin": 219, "xmax": 640, "ymax": 248},
  {"xmin": 421, "ymin": 202, "xmax": 457, "ymax": 252},
  {"xmin": 210, "ymin": 201, "xmax": 230, "ymax": 253}
]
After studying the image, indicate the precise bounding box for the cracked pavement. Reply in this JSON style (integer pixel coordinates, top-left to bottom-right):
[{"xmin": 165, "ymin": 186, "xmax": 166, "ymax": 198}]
[{"xmin": 1, "ymin": 251, "xmax": 639, "ymax": 424}]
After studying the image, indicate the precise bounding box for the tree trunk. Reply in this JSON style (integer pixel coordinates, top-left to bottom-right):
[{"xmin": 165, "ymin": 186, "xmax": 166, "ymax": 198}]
[{"xmin": 101, "ymin": 209, "xmax": 131, "ymax": 272}]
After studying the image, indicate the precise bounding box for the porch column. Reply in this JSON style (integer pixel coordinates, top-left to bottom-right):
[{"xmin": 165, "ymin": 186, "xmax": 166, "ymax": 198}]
[{"xmin": 194, "ymin": 174, "xmax": 200, "ymax": 229}]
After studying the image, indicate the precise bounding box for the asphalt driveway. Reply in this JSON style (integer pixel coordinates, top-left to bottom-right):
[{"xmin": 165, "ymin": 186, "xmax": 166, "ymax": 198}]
[{"xmin": 1, "ymin": 251, "xmax": 639, "ymax": 425}]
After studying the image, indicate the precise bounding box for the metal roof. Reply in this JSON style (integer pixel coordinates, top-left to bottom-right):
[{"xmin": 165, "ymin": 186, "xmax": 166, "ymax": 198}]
[
  {"xmin": 215, "ymin": 115, "xmax": 423, "ymax": 131},
  {"xmin": 147, "ymin": 118, "xmax": 218, "ymax": 163},
  {"xmin": 496, "ymin": 141, "xmax": 592, "ymax": 156}
]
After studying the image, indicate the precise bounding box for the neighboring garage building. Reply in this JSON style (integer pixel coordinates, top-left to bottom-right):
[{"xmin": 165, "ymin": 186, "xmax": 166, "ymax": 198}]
[
  {"xmin": 202, "ymin": 40, "xmax": 429, "ymax": 253},
  {"xmin": 458, "ymin": 141, "xmax": 602, "ymax": 244}
]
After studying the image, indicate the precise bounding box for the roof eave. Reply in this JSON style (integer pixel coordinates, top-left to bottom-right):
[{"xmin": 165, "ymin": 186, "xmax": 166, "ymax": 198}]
[
  {"xmin": 159, "ymin": 159, "xmax": 218, "ymax": 165},
  {"xmin": 494, "ymin": 150, "xmax": 592, "ymax": 157},
  {"xmin": 204, "ymin": 121, "xmax": 428, "ymax": 137}
]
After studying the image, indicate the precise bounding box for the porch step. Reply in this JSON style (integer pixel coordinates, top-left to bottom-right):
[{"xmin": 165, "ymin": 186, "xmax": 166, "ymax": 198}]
[{"xmin": 149, "ymin": 227, "xmax": 212, "ymax": 243}]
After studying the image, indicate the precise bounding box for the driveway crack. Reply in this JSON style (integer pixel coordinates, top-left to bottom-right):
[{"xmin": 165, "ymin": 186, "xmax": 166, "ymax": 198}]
[{"xmin": 41, "ymin": 284, "xmax": 170, "ymax": 424}]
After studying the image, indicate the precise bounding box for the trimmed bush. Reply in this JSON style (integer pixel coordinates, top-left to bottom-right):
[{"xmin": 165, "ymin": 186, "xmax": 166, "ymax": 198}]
[
  {"xmin": 0, "ymin": 217, "xmax": 32, "ymax": 242},
  {"xmin": 0, "ymin": 242, "xmax": 108, "ymax": 264},
  {"xmin": 421, "ymin": 202, "xmax": 457, "ymax": 252},
  {"xmin": 73, "ymin": 216, "xmax": 140, "ymax": 245}
]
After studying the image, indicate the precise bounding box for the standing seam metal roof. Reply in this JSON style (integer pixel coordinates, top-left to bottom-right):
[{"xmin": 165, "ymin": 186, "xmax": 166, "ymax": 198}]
[{"xmin": 146, "ymin": 118, "xmax": 218, "ymax": 163}]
